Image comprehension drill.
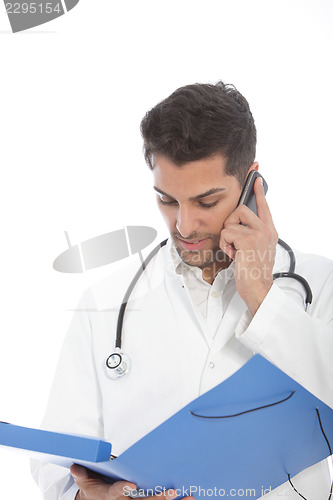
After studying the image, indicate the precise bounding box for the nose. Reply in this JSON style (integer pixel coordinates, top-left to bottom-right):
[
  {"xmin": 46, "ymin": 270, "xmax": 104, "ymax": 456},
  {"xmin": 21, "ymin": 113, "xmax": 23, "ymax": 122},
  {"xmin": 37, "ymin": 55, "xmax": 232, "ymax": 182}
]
[{"xmin": 176, "ymin": 205, "xmax": 200, "ymax": 238}]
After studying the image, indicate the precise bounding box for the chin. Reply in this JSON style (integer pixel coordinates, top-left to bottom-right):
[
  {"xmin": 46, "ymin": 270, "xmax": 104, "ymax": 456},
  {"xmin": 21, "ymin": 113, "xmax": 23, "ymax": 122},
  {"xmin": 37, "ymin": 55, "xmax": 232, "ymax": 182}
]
[
  {"xmin": 177, "ymin": 244, "xmax": 231, "ymax": 269},
  {"xmin": 175, "ymin": 247, "xmax": 216, "ymax": 268}
]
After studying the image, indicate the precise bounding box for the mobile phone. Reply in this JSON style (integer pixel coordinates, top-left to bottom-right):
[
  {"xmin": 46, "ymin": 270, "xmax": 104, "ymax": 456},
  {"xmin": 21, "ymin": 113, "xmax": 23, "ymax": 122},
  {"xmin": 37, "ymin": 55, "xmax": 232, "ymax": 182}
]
[{"xmin": 237, "ymin": 171, "xmax": 268, "ymax": 216}]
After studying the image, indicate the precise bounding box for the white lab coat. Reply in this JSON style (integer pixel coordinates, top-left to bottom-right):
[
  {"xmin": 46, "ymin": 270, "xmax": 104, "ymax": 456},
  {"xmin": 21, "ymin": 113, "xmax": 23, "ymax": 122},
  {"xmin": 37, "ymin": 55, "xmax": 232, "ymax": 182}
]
[{"xmin": 32, "ymin": 240, "xmax": 333, "ymax": 499}]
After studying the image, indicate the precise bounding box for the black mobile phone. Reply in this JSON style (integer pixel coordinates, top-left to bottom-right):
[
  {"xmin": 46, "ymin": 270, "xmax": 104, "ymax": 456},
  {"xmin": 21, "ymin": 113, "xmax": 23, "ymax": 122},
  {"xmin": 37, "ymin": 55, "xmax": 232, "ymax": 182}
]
[{"xmin": 237, "ymin": 171, "xmax": 268, "ymax": 216}]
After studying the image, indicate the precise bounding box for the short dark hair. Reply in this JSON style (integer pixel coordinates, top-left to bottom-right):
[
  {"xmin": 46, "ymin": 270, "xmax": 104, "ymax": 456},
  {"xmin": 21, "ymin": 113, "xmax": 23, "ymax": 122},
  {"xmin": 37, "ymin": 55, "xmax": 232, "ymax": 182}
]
[{"xmin": 140, "ymin": 81, "xmax": 256, "ymax": 185}]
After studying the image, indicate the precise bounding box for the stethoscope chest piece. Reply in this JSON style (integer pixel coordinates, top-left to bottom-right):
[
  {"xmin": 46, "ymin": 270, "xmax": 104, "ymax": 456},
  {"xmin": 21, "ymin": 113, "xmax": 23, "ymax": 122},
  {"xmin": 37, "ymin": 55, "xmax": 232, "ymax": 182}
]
[{"xmin": 105, "ymin": 348, "xmax": 131, "ymax": 379}]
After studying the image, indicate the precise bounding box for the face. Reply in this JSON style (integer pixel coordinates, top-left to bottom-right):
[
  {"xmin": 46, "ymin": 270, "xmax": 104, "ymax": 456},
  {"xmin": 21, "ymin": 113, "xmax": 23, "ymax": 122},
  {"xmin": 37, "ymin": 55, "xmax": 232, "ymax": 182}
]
[{"xmin": 153, "ymin": 154, "xmax": 255, "ymax": 279}]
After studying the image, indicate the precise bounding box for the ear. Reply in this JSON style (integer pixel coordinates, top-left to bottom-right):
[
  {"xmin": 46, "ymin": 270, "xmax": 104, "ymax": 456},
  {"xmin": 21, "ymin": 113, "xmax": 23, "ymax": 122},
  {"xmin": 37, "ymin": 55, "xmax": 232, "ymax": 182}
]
[{"xmin": 247, "ymin": 161, "xmax": 259, "ymax": 174}]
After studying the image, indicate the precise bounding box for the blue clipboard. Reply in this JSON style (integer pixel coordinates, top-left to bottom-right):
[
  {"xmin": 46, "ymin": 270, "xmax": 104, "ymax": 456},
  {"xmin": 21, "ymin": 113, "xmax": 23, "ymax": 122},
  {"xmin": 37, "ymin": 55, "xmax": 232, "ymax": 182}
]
[{"xmin": 1, "ymin": 355, "xmax": 332, "ymax": 498}]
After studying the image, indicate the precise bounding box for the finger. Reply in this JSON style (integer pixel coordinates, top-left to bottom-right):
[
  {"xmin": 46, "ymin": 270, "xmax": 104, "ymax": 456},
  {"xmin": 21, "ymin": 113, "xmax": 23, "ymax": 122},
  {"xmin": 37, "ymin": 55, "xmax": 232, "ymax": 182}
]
[
  {"xmin": 220, "ymin": 224, "xmax": 252, "ymax": 250},
  {"xmin": 254, "ymin": 176, "xmax": 274, "ymax": 225},
  {"xmin": 219, "ymin": 225, "xmax": 246, "ymax": 258},
  {"xmin": 109, "ymin": 480, "xmax": 138, "ymax": 497},
  {"xmin": 223, "ymin": 204, "xmax": 263, "ymax": 231},
  {"xmin": 219, "ymin": 240, "xmax": 236, "ymax": 260},
  {"xmin": 162, "ymin": 489, "xmax": 178, "ymax": 500},
  {"xmin": 223, "ymin": 244, "xmax": 236, "ymax": 260},
  {"xmin": 143, "ymin": 489, "xmax": 179, "ymax": 500}
]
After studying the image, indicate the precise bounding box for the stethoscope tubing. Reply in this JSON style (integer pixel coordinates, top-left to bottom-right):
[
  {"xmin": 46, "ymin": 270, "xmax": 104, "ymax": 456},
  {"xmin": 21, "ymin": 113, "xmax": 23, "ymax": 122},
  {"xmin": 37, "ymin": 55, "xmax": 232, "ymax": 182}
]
[
  {"xmin": 115, "ymin": 239, "xmax": 168, "ymax": 349},
  {"xmin": 275, "ymin": 238, "xmax": 312, "ymax": 308}
]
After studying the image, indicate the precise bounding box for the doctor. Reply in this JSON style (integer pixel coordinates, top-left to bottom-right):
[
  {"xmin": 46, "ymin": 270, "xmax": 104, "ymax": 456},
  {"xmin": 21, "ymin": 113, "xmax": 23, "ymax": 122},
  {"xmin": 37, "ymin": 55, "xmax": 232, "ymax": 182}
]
[{"xmin": 32, "ymin": 81, "xmax": 333, "ymax": 499}]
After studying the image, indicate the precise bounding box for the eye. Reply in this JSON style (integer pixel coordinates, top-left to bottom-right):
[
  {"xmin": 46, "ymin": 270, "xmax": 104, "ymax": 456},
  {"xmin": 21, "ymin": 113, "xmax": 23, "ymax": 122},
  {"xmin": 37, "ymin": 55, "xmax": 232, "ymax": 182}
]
[
  {"xmin": 158, "ymin": 197, "xmax": 177, "ymax": 206},
  {"xmin": 198, "ymin": 200, "xmax": 218, "ymax": 208}
]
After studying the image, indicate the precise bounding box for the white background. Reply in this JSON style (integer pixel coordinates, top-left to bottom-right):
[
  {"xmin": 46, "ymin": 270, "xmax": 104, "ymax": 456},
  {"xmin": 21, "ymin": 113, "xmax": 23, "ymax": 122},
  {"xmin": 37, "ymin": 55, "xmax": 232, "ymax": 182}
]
[{"xmin": 0, "ymin": 0, "xmax": 332, "ymax": 497}]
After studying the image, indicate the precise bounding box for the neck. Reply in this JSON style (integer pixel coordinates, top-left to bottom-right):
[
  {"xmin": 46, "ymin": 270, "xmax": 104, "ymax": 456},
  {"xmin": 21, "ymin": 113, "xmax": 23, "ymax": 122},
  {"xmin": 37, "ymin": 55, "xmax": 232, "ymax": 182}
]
[{"xmin": 200, "ymin": 255, "xmax": 233, "ymax": 285}]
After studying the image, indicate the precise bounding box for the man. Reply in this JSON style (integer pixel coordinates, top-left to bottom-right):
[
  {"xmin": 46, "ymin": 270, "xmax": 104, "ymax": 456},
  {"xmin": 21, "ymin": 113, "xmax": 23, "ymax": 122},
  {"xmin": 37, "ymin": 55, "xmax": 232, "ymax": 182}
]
[{"xmin": 32, "ymin": 81, "xmax": 333, "ymax": 499}]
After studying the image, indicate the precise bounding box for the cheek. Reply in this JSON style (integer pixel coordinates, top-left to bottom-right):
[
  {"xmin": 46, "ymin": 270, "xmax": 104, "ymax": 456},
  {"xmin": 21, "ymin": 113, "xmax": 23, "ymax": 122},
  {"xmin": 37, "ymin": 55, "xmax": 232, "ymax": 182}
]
[
  {"xmin": 222, "ymin": 193, "xmax": 240, "ymax": 216},
  {"xmin": 208, "ymin": 203, "xmax": 235, "ymax": 231}
]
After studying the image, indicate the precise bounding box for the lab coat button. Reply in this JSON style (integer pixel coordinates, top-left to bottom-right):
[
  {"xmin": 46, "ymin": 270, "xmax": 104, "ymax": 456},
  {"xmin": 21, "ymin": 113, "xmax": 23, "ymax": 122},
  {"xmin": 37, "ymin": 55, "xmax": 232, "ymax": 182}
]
[
  {"xmin": 211, "ymin": 291, "xmax": 219, "ymax": 299},
  {"xmin": 208, "ymin": 362, "xmax": 215, "ymax": 369}
]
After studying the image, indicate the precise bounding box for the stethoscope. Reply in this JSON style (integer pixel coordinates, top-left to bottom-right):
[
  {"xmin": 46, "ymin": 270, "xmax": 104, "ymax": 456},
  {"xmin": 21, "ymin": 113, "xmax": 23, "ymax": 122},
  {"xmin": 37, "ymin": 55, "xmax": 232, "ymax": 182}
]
[{"xmin": 105, "ymin": 238, "xmax": 312, "ymax": 379}]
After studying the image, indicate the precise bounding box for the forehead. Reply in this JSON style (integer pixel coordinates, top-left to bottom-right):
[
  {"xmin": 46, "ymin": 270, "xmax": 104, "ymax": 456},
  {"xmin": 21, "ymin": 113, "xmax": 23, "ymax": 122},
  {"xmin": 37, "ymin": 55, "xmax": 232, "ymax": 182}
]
[
  {"xmin": 152, "ymin": 154, "xmax": 235, "ymax": 198},
  {"xmin": 153, "ymin": 155, "xmax": 230, "ymax": 187}
]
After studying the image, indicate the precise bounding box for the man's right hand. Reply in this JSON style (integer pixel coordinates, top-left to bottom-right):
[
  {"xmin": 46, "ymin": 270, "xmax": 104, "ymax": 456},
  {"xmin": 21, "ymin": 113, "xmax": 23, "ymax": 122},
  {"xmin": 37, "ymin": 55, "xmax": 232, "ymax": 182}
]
[{"xmin": 70, "ymin": 464, "xmax": 192, "ymax": 500}]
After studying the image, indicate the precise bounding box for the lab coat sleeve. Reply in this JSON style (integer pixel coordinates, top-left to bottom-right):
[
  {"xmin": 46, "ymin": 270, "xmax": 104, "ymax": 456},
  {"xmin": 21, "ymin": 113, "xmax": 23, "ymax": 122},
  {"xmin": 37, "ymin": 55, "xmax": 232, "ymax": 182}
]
[
  {"xmin": 31, "ymin": 291, "xmax": 104, "ymax": 500},
  {"xmin": 235, "ymin": 273, "xmax": 333, "ymax": 408}
]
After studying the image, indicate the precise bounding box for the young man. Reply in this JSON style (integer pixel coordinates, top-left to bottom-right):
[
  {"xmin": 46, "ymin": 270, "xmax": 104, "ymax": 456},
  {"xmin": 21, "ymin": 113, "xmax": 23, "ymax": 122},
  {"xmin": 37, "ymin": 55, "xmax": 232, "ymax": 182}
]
[{"xmin": 32, "ymin": 82, "xmax": 333, "ymax": 499}]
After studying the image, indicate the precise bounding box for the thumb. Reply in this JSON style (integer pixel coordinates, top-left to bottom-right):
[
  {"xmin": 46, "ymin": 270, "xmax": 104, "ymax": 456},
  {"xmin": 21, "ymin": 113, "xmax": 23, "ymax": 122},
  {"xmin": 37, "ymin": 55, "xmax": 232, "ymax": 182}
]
[
  {"xmin": 70, "ymin": 464, "xmax": 108, "ymax": 488},
  {"xmin": 70, "ymin": 464, "xmax": 88, "ymax": 479},
  {"xmin": 70, "ymin": 464, "xmax": 89, "ymax": 480}
]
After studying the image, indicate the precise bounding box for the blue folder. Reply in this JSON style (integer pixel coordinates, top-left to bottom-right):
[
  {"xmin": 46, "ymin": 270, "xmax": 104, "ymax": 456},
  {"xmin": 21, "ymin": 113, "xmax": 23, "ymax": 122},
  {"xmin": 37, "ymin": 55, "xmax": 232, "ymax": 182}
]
[
  {"xmin": 1, "ymin": 355, "xmax": 332, "ymax": 498},
  {"xmin": 0, "ymin": 423, "xmax": 111, "ymax": 462}
]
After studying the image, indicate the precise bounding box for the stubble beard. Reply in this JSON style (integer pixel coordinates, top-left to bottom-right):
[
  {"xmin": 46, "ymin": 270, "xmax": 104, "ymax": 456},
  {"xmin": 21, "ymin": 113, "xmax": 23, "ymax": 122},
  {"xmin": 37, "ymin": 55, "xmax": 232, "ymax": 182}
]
[{"xmin": 172, "ymin": 236, "xmax": 229, "ymax": 270}]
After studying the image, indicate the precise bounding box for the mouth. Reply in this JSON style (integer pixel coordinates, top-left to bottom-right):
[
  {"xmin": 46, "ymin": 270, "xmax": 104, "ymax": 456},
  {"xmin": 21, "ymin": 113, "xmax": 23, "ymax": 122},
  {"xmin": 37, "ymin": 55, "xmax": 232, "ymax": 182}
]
[{"xmin": 176, "ymin": 237, "xmax": 210, "ymax": 251}]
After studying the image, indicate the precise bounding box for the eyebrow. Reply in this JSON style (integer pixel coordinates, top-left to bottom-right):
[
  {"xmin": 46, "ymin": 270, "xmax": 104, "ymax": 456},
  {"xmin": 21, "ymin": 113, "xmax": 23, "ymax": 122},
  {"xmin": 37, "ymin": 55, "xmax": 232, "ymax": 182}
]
[{"xmin": 153, "ymin": 187, "xmax": 226, "ymax": 201}]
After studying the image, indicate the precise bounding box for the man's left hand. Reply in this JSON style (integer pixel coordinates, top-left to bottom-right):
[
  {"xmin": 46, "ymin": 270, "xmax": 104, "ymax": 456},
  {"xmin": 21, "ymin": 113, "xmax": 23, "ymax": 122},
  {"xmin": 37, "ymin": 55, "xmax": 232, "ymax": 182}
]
[{"xmin": 219, "ymin": 176, "xmax": 278, "ymax": 316}]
